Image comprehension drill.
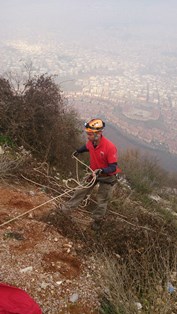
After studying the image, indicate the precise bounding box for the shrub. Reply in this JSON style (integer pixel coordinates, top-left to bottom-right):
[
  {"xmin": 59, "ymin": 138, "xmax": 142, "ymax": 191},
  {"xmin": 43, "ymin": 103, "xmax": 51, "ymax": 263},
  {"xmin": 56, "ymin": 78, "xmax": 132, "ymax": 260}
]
[
  {"xmin": 0, "ymin": 146, "xmax": 31, "ymax": 178},
  {"xmin": 0, "ymin": 74, "xmax": 82, "ymax": 175},
  {"xmin": 0, "ymin": 135, "xmax": 14, "ymax": 147}
]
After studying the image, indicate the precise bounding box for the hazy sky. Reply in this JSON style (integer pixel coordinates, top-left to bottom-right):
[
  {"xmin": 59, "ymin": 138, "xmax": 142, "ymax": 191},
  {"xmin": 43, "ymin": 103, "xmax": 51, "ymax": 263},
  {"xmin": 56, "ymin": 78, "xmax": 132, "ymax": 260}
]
[
  {"xmin": 1, "ymin": 0, "xmax": 177, "ymax": 43},
  {"xmin": 1, "ymin": 1, "xmax": 177, "ymax": 170}
]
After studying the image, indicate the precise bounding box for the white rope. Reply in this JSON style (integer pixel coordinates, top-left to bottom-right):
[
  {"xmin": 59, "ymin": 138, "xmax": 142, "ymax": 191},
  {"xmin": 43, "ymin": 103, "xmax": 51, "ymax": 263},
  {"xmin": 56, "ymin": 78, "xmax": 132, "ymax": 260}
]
[
  {"xmin": 0, "ymin": 155, "xmax": 96, "ymax": 228},
  {"xmin": 0, "ymin": 189, "xmax": 76, "ymax": 228},
  {"xmin": 0, "ymin": 156, "xmax": 158, "ymax": 235},
  {"xmin": 64, "ymin": 154, "xmax": 97, "ymax": 190}
]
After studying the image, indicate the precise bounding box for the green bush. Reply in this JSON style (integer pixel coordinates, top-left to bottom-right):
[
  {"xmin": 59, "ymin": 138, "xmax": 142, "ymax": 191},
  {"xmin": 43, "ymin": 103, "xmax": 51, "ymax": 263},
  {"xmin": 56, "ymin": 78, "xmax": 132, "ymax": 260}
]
[{"xmin": 0, "ymin": 135, "xmax": 14, "ymax": 147}]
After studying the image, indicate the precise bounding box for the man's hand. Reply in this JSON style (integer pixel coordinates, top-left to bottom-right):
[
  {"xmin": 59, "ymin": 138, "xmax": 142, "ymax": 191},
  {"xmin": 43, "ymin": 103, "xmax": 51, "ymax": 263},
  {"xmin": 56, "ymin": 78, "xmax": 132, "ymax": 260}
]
[
  {"xmin": 94, "ymin": 169, "xmax": 103, "ymax": 176},
  {"xmin": 72, "ymin": 150, "xmax": 79, "ymax": 158}
]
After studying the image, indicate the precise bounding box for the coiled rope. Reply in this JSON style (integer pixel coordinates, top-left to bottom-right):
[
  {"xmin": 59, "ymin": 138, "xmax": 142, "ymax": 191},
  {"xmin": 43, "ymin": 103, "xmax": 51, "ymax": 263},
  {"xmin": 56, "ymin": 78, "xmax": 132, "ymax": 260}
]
[
  {"xmin": 64, "ymin": 153, "xmax": 97, "ymax": 190},
  {"xmin": 0, "ymin": 155, "xmax": 96, "ymax": 228},
  {"xmin": 0, "ymin": 155, "xmax": 156, "ymax": 234}
]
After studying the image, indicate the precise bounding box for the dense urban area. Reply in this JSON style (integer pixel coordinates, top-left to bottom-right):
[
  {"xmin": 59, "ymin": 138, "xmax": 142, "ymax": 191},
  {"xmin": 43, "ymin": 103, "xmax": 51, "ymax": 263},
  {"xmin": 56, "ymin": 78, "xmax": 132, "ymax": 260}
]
[{"xmin": 1, "ymin": 34, "xmax": 177, "ymax": 155}]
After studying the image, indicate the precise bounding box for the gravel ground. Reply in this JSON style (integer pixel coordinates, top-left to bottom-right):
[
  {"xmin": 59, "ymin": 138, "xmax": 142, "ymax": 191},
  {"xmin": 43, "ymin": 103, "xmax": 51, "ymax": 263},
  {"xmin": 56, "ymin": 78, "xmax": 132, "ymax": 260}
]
[{"xmin": 0, "ymin": 183, "xmax": 100, "ymax": 314}]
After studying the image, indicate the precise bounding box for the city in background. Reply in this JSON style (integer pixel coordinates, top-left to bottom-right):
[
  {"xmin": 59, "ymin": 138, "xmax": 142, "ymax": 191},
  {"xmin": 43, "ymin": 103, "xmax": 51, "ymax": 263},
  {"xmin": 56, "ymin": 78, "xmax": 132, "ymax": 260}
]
[{"xmin": 1, "ymin": 0, "xmax": 177, "ymax": 170}]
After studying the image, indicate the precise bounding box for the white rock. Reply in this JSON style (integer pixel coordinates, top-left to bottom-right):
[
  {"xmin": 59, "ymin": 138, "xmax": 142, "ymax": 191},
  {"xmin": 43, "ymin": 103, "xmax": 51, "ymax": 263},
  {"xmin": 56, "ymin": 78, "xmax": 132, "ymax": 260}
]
[
  {"xmin": 149, "ymin": 194, "xmax": 161, "ymax": 202},
  {"xmin": 63, "ymin": 243, "xmax": 72, "ymax": 248},
  {"xmin": 56, "ymin": 281, "xmax": 63, "ymax": 285},
  {"xmin": 40, "ymin": 282, "xmax": 49, "ymax": 289},
  {"xmin": 29, "ymin": 191, "xmax": 35, "ymax": 196},
  {"xmin": 20, "ymin": 266, "xmax": 33, "ymax": 273},
  {"xmin": 0, "ymin": 146, "xmax": 4, "ymax": 155},
  {"xmin": 135, "ymin": 302, "xmax": 142, "ymax": 310},
  {"xmin": 69, "ymin": 293, "xmax": 79, "ymax": 303}
]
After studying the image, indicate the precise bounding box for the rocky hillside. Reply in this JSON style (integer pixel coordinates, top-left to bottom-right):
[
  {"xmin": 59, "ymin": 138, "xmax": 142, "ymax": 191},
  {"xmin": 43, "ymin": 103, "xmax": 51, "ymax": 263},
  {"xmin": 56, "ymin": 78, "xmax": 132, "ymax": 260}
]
[
  {"xmin": 1, "ymin": 73, "xmax": 177, "ymax": 313},
  {"xmin": 1, "ymin": 173, "xmax": 177, "ymax": 313}
]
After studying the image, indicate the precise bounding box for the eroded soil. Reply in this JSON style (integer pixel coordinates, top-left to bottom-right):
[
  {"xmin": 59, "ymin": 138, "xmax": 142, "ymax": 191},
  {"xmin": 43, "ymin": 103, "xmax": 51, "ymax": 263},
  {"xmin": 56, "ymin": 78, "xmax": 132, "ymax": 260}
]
[
  {"xmin": 1, "ymin": 181, "xmax": 176, "ymax": 313},
  {"xmin": 0, "ymin": 182, "xmax": 99, "ymax": 314}
]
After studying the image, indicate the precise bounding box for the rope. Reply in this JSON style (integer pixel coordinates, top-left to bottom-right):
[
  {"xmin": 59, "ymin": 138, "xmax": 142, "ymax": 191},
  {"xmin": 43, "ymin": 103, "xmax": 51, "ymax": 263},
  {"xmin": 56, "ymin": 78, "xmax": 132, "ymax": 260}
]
[
  {"xmin": 81, "ymin": 196, "xmax": 156, "ymax": 233},
  {"xmin": 64, "ymin": 154, "xmax": 97, "ymax": 190},
  {"xmin": 0, "ymin": 189, "xmax": 76, "ymax": 228},
  {"xmin": 0, "ymin": 155, "xmax": 96, "ymax": 228},
  {"xmin": 0, "ymin": 155, "xmax": 160, "ymax": 236},
  {"xmin": 21, "ymin": 174, "xmax": 60, "ymax": 195}
]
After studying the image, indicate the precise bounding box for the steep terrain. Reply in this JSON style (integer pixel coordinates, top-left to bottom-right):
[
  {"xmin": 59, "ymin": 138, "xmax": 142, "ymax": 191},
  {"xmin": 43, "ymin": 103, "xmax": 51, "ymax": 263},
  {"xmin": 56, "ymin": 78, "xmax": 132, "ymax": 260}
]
[
  {"xmin": 0, "ymin": 182, "xmax": 100, "ymax": 314},
  {"xmin": 1, "ymin": 179, "xmax": 177, "ymax": 313}
]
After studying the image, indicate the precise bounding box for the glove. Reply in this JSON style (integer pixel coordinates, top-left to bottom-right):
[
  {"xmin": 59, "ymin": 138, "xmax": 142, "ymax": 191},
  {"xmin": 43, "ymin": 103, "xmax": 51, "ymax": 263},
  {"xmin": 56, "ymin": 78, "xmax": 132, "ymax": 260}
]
[
  {"xmin": 72, "ymin": 150, "xmax": 79, "ymax": 158},
  {"xmin": 94, "ymin": 169, "xmax": 103, "ymax": 176}
]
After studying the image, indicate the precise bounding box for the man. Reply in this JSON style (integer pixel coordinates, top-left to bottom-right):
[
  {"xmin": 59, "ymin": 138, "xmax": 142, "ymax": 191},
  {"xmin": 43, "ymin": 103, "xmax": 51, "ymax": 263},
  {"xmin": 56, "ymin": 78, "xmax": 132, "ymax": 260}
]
[{"xmin": 61, "ymin": 118, "xmax": 121, "ymax": 231}]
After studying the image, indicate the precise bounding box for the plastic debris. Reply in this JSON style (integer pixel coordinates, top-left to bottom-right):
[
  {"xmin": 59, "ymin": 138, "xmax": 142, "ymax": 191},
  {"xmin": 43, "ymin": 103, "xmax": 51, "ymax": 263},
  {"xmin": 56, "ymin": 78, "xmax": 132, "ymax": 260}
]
[{"xmin": 167, "ymin": 282, "xmax": 175, "ymax": 293}]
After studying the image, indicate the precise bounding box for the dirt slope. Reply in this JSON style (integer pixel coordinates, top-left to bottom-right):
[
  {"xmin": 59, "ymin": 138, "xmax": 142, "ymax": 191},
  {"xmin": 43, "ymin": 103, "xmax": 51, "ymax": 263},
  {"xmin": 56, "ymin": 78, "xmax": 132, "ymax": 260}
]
[
  {"xmin": 1, "ymin": 180, "xmax": 175, "ymax": 313},
  {"xmin": 0, "ymin": 182, "xmax": 100, "ymax": 314}
]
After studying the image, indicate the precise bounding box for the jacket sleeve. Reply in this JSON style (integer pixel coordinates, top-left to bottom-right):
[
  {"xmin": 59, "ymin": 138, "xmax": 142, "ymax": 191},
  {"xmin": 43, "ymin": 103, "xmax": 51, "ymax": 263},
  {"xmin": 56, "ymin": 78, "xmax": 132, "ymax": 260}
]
[
  {"xmin": 77, "ymin": 145, "xmax": 89, "ymax": 153},
  {"xmin": 101, "ymin": 162, "xmax": 117, "ymax": 174}
]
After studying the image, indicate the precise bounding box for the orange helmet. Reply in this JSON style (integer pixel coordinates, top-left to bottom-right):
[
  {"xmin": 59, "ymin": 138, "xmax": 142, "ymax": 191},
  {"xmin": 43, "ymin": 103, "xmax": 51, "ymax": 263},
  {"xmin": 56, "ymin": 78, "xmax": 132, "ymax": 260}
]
[{"xmin": 84, "ymin": 119, "xmax": 105, "ymax": 133}]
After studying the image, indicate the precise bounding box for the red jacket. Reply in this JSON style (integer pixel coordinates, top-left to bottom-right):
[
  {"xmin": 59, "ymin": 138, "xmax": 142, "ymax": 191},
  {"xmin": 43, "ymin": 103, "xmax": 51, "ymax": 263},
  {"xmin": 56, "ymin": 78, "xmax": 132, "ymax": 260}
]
[
  {"xmin": 0, "ymin": 283, "xmax": 42, "ymax": 314},
  {"xmin": 86, "ymin": 135, "xmax": 121, "ymax": 175}
]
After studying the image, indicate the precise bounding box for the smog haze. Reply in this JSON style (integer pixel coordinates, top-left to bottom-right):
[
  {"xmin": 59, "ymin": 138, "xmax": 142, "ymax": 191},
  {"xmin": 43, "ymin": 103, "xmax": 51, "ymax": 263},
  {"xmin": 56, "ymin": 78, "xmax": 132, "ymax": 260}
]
[{"xmin": 1, "ymin": 0, "xmax": 177, "ymax": 171}]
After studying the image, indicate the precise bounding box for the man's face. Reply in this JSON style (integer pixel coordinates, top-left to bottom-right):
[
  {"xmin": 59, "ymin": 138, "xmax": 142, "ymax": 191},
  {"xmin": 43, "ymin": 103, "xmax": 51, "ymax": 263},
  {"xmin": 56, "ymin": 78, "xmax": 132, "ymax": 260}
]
[{"xmin": 86, "ymin": 131, "xmax": 101, "ymax": 142}]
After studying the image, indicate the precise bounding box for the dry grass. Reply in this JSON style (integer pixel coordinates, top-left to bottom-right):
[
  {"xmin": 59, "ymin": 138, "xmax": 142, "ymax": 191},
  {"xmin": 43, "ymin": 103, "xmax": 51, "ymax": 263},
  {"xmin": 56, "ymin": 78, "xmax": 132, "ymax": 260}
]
[
  {"xmin": 119, "ymin": 149, "xmax": 168, "ymax": 194},
  {"xmin": 0, "ymin": 146, "xmax": 30, "ymax": 179},
  {"xmin": 96, "ymin": 248, "xmax": 177, "ymax": 314},
  {"xmin": 92, "ymin": 185, "xmax": 177, "ymax": 314}
]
